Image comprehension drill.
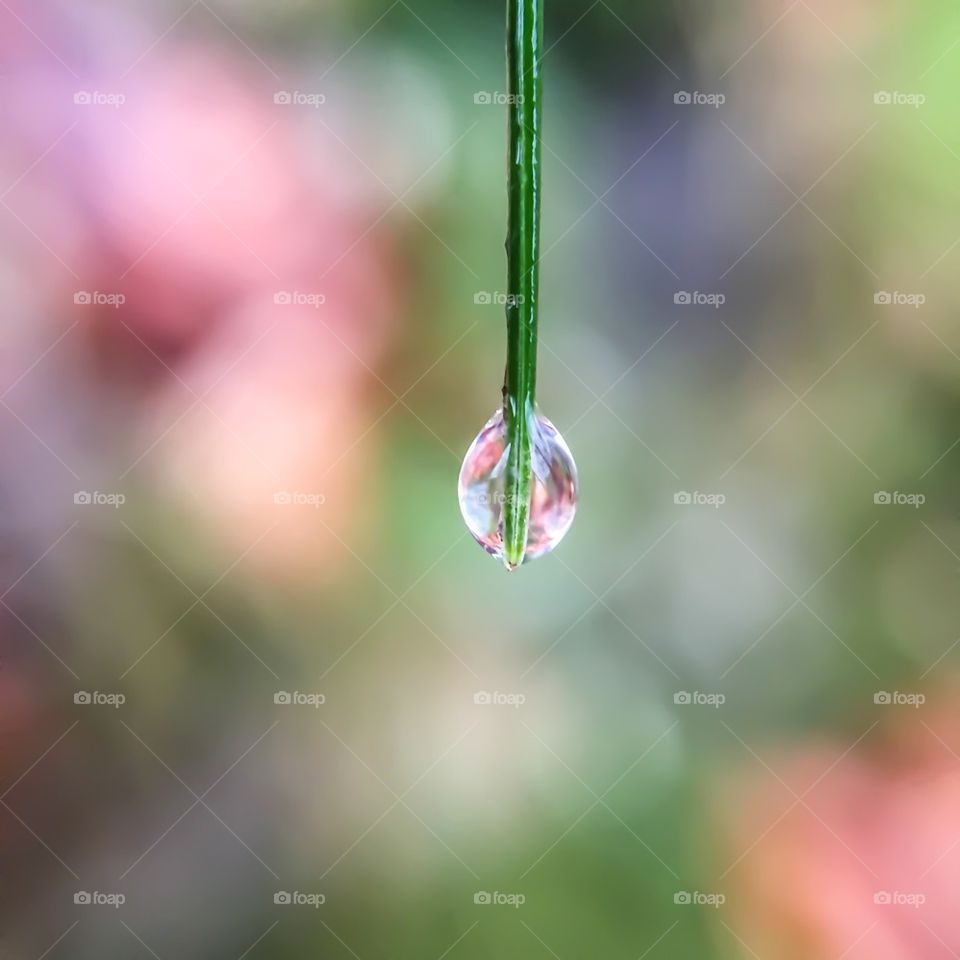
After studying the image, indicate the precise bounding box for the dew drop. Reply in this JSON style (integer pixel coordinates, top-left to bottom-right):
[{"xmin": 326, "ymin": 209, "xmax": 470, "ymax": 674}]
[{"xmin": 458, "ymin": 408, "xmax": 578, "ymax": 566}]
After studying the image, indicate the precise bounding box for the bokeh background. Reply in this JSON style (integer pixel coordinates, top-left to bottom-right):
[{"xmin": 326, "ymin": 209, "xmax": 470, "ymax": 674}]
[{"xmin": 1, "ymin": 0, "xmax": 959, "ymax": 957}]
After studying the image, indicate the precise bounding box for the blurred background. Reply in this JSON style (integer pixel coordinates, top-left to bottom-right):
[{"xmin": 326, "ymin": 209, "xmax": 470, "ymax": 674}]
[{"xmin": 1, "ymin": 0, "xmax": 959, "ymax": 957}]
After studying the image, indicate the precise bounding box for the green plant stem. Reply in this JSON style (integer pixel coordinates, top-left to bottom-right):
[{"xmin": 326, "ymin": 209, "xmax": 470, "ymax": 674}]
[{"xmin": 502, "ymin": 0, "xmax": 543, "ymax": 571}]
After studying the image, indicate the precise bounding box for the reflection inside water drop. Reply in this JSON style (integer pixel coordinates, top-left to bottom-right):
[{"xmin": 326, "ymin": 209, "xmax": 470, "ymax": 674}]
[{"xmin": 458, "ymin": 408, "xmax": 578, "ymax": 565}]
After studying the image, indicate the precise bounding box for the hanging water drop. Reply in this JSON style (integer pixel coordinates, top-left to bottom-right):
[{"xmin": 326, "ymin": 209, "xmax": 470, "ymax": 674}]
[{"xmin": 459, "ymin": 408, "xmax": 578, "ymax": 568}]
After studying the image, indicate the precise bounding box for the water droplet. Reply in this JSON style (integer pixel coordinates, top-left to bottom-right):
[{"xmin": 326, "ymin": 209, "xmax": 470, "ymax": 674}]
[{"xmin": 458, "ymin": 408, "xmax": 578, "ymax": 566}]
